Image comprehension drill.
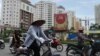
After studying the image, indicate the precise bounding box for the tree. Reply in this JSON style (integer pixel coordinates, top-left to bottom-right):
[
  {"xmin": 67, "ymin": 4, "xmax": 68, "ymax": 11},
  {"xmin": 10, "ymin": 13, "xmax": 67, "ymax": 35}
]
[
  {"xmin": 90, "ymin": 24, "xmax": 100, "ymax": 30},
  {"xmin": 89, "ymin": 23, "xmax": 100, "ymax": 39}
]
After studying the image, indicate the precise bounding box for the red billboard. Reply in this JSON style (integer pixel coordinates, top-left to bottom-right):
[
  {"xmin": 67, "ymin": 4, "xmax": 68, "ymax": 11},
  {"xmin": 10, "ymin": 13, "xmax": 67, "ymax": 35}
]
[{"xmin": 54, "ymin": 13, "xmax": 68, "ymax": 31}]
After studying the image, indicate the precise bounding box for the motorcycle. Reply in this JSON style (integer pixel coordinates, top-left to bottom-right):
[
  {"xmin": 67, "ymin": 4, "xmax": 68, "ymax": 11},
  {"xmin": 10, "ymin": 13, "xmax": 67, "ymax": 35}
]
[
  {"xmin": 88, "ymin": 39, "xmax": 100, "ymax": 56},
  {"xmin": 9, "ymin": 37, "xmax": 24, "ymax": 54},
  {"xmin": 51, "ymin": 38, "xmax": 63, "ymax": 52},
  {"xmin": 66, "ymin": 40, "xmax": 90, "ymax": 56},
  {"xmin": 66, "ymin": 38, "xmax": 100, "ymax": 56},
  {"xmin": 0, "ymin": 39, "xmax": 5, "ymax": 49}
]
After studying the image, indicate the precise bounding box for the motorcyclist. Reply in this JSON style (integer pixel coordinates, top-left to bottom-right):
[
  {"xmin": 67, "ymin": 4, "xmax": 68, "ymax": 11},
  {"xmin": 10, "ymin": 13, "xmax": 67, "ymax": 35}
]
[
  {"xmin": 77, "ymin": 27, "xmax": 88, "ymax": 48},
  {"xmin": 44, "ymin": 27, "xmax": 56, "ymax": 39},
  {"xmin": 10, "ymin": 30, "xmax": 22, "ymax": 48},
  {"xmin": 77, "ymin": 27, "xmax": 89, "ymax": 56}
]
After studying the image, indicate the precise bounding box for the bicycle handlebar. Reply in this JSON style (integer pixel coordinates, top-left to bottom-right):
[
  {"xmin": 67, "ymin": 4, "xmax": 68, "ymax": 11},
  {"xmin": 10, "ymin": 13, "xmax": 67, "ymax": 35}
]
[{"xmin": 40, "ymin": 40, "xmax": 52, "ymax": 46}]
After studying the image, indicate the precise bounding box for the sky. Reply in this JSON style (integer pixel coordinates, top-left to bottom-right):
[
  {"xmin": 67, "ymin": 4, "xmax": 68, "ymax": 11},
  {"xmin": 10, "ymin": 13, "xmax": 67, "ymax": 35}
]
[
  {"xmin": 0, "ymin": 0, "xmax": 100, "ymax": 23},
  {"xmin": 30, "ymin": 0, "xmax": 100, "ymax": 24},
  {"xmin": 30, "ymin": 0, "xmax": 100, "ymax": 19}
]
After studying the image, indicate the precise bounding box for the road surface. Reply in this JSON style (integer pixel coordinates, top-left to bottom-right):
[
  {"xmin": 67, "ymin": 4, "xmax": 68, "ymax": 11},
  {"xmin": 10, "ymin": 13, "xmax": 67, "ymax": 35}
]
[{"xmin": 0, "ymin": 43, "xmax": 67, "ymax": 56}]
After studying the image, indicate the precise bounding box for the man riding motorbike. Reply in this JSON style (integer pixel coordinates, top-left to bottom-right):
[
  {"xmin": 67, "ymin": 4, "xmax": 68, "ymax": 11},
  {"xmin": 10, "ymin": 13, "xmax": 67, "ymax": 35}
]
[{"xmin": 77, "ymin": 27, "xmax": 89, "ymax": 56}]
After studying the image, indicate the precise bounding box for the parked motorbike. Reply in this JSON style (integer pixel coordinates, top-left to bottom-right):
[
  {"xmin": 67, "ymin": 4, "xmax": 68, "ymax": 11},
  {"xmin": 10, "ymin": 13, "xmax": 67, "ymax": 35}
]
[
  {"xmin": 0, "ymin": 39, "xmax": 5, "ymax": 49},
  {"xmin": 51, "ymin": 39, "xmax": 63, "ymax": 52}
]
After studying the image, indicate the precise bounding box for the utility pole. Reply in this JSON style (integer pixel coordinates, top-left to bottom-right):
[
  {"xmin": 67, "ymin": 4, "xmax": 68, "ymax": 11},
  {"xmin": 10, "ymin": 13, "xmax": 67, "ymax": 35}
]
[{"xmin": 79, "ymin": 17, "xmax": 94, "ymax": 35}]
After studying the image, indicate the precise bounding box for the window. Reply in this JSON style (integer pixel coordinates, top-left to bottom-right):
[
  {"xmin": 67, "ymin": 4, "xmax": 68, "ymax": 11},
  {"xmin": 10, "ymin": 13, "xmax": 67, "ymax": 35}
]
[
  {"xmin": 23, "ymin": 4, "xmax": 25, "ymax": 9},
  {"xmin": 3, "ymin": 8, "xmax": 5, "ymax": 10},
  {"xmin": 59, "ymin": 11, "xmax": 62, "ymax": 13},
  {"xmin": 7, "ymin": 1, "xmax": 9, "ymax": 3},
  {"xmin": 27, "ymin": 6, "xmax": 29, "ymax": 11},
  {"xmin": 3, "ymin": 11, "xmax": 5, "ymax": 13},
  {"xmin": 7, "ymin": 11, "xmax": 8, "ymax": 13},
  {"xmin": 7, "ymin": 5, "xmax": 9, "ymax": 6},
  {"xmin": 9, "ymin": 21, "xmax": 11, "ymax": 23},
  {"xmin": 9, "ymin": 11, "xmax": 11, "ymax": 13},
  {"xmin": 16, "ymin": 15, "xmax": 18, "ymax": 17},
  {"xmin": 14, "ymin": 11, "xmax": 15, "ymax": 13},
  {"xmin": 4, "ymin": 1, "xmax": 5, "ymax": 3},
  {"xmin": 4, "ymin": 5, "xmax": 5, "ymax": 7},
  {"xmin": 6, "ymin": 22, "xmax": 8, "ymax": 24},
  {"xmin": 14, "ymin": 4, "xmax": 16, "ymax": 6},
  {"xmin": 17, "ymin": 12, "xmax": 18, "ymax": 14},
  {"xmin": 10, "ymin": 14, "xmax": 11, "ymax": 16},
  {"xmin": 3, "ymin": 18, "xmax": 4, "ymax": 20}
]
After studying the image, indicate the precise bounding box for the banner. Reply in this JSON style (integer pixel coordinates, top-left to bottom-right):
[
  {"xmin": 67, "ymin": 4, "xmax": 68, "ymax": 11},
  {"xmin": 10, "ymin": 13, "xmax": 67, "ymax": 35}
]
[{"xmin": 54, "ymin": 13, "xmax": 67, "ymax": 31}]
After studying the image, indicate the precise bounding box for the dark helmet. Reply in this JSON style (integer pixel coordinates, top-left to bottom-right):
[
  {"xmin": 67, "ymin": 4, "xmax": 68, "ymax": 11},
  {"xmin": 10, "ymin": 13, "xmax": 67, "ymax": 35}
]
[{"xmin": 78, "ymin": 27, "xmax": 84, "ymax": 33}]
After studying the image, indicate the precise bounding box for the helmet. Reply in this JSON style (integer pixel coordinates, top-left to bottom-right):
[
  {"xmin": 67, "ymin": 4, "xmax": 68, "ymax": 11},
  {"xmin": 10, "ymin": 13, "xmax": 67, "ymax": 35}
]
[{"xmin": 78, "ymin": 27, "xmax": 84, "ymax": 33}]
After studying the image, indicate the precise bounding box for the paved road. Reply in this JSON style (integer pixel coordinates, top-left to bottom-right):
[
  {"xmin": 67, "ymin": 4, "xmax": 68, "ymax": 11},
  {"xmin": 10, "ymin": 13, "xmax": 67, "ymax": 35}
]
[{"xmin": 0, "ymin": 43, "xmax": 67, "ymax": 56}]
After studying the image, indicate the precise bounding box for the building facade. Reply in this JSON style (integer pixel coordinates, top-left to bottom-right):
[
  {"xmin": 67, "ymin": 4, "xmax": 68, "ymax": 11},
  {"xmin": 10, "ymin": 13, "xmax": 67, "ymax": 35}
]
[
  {"xmin": 34, "ymin": 1, "xmax": 57, "ymax": 30},
  {"xmin": 57, "ymin": 6, "xmax": 66, "ymax": 14},
  {"xmin": 95, "ymin": 4, "xmax": 100, "ymax": 25},
  {"xmin": 1, "ymin": 0, "xmax": 68, "ymax": 30},
  {"xmin": 67, "ymin": 11, "xmax": 75, "ymax": 30},
  {"xmin": 1, "ymin": 0, "xmax": 34, "ymax": 30},
  {"xmin": 73, "ymin": 18, "xmax": 81, "ymax": 31}
]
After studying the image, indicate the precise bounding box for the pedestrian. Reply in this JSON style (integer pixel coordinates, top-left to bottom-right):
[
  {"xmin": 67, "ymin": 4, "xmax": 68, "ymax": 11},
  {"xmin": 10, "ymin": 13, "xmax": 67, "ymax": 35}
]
[{"xmin": 23, "ymin": 20, "xmax": 50, "ymax": 56}]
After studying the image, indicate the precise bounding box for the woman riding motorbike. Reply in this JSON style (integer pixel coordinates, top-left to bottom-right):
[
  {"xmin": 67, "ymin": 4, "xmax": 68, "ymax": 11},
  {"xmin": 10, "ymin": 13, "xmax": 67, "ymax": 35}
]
[{"xmin": 10, "ymin": 30, "xmax": 22, "ymax": 49}]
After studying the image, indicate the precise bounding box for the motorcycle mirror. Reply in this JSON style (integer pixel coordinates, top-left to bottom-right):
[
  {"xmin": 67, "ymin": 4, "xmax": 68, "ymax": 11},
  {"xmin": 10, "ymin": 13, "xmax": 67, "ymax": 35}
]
[{"xmin": 91, "ymin": 38, "xmax": 95, "ymax": 42}]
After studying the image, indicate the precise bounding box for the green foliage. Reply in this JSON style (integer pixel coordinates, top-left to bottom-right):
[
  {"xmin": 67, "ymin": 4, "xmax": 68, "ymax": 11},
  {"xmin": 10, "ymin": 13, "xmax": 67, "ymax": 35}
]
[
  {"xmin": 1, "ymin": 30, "xmax": 13, "ymax": 39},
  {"xmin": 90, "ymin": 24, "xmax": 100, "ymax": 30},
  {"xmin": 61, "ymin": 40, "xmax": 90, "ymax": 45}
]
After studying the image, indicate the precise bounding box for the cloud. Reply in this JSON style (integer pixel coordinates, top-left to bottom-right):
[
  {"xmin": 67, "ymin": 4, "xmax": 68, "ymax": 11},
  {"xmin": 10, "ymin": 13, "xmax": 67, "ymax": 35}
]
[
  {"xmin": 78, "ymin": 0, "xmax": 99, "ymax": 7},
  {"xmin": 52, "ymin": 0, "xmax": 65, "ymax": 2}
]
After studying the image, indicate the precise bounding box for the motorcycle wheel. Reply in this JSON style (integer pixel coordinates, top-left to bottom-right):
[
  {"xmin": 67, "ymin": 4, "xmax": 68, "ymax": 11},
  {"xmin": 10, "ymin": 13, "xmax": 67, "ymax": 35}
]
[
  {"xmin": 56, "ymin": 44, "xmax": 63, "ymax": 52},
  {"xmin": 15, "ymin": 51, "xmax": 33, "ymax": 56},
  {"xmin": 0, "ymin": 43, "xmax": 5, "ymax": 49},
  {"xmin": 9, "ymin": 47, "xmax": 16, "ymax": 54},
  {"xmin": 40, "ymin": 47, "xmax": 44, "ymax": 56},
  {"xmin": 15, "ymin": 53, "xmax": 28, "ymax": 56},
  {"xmin": 91, "ymin": 51, "xmax": 100, "ymax": 56},
  {"xmin": 66, "ymin": 48, "xmax": 82, "ymax": 56}
]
